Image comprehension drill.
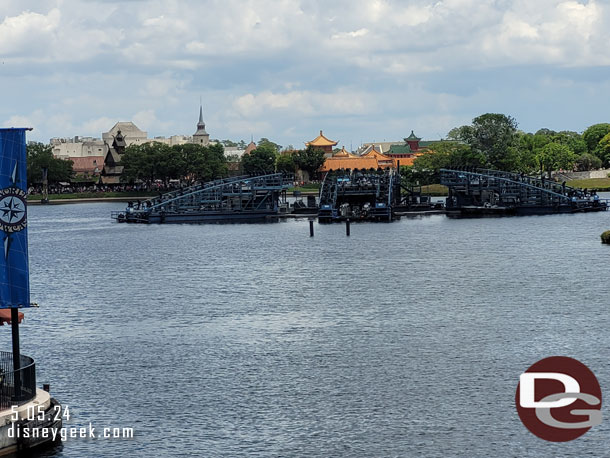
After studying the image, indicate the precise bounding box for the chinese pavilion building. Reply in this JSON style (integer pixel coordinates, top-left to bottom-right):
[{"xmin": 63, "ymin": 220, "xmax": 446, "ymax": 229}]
[
  {"xmin": 359, "ymin": 130, "xmax": 433, "ymax": 166},
  {"xmin": 319, "ymin": 146, "xmax": 394, "ymax": 172},
  {"xmin": 305, "ymin": 130, "xmax": 338, "ymax": 158}
]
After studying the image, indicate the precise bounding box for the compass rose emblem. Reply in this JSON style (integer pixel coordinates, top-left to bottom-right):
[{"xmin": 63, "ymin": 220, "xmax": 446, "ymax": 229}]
[{"xmin": 0, "ymin": 187, "xmax": 27, "ymax": 233}]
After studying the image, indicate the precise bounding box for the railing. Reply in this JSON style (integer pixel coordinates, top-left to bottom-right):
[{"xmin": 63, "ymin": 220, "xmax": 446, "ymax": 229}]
[
  {"xmin": 146, "ymin": 173, "xmax": 291, "ymax": 212},
  {"xmin": 0, "ymin": 352, "xmax": 36, "ymax": 410}
]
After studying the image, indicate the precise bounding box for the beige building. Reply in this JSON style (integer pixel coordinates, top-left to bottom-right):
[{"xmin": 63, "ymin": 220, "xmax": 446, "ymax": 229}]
[
  {"xmin": 52, "ymin": 105, "xmax": 214, "ymax": 162},
  {"xmin": 102, "ymin": 122, "xmax": 148, "ymax": 147},
  {"xmin": 50, "ymin": 137, "xmax": 106, "ymax": 159}
]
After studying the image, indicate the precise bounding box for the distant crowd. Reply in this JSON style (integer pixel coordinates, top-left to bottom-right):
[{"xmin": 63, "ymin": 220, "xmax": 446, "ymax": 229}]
[{"xmin": 27, "ymin": 182, "xmax": 185, "ymax": 195}]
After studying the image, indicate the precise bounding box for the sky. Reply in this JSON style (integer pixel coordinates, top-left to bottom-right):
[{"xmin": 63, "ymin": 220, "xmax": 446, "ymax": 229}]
[{"xmin": 1, "ymin": 0, "xmax": 610, "ymax": 149}]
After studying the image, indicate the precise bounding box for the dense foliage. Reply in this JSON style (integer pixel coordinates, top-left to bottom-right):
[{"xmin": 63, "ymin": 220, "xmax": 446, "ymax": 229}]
[
  {"xmin": 120, "ymin": 142, "xmax": 227, "ymax": 185},
  {"xmin": 241, "ymin": 144, "xmax": 277, "ymax": 175},
  {"xmin": 276, "ymin": 153, "xmax": 296, "ymax": 174},
  {"xmin": 412, "ymin": 114, "xmax": 610, "ymax": 183},
  {"xmin": 27, "ymin": 142, "xmax": 74, "ymax": 184},
  {"xmin": 292, "ymin": 146, "xmax": 326, "ymax": 177}
]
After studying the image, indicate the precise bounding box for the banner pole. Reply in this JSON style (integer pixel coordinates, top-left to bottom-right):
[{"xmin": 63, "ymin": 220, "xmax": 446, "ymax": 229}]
[{"xmin": 11, "ymin": 308, "xmax": 21, "ymax": 401}]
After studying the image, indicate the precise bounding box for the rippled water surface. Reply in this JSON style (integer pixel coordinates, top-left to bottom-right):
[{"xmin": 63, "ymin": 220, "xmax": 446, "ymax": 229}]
[{"xmin": 2, "ymin": 201, "xmax": 610, "ymax": 457}]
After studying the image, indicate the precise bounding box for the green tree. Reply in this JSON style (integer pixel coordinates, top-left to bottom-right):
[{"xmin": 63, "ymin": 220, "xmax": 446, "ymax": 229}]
[
  {"xmin": 155, "ymin": 143, "xmax": 184, "ymax": 185},
  {"xmin": 276, "ymin": 153, "xmax": 296, "ymax": 174},
  {"xmin": 535, "ymin": 142, "xmax": 577, "ymax": 175},
  {"xmin": 535, "ymin": 128, "xmax": 556, "ymax": 136},
  {"xmin": 575, "ymin": 153, "xmax": 602, "ymax": 171},
  {"xmin": 257, "ymin": 138, "xmax": 282, "ymax": 153},
  {"xmin": 121, "ymin": 143, "xmax": 157, "ymax": 185},
  {"xmin": 582, "ymin": 123, "xmax": 610, "ymax": 155},
  {"xmin": 293, "ymin": 146, "xmax": 326, "ymax": 178},
  {"xmin": 515, "ymin": 132, "xmax": 550, "ymax": 173},
  {"xmin": 121, "ymin": 142, "xmax": 227, "ymax": 185},
  {"xmin": 411, "ymin": 141, "xmax": 485, "ymax": 184},
  {"xmin": 455, "ymin": 113, "xmax": 519, "ymax": 170},
  {"xmin": 597, "ymin": 133, "xmax": 610, "ymax": 166},
  {"xmin": 26, "ymin": 142, "xmax": 73, "ymax": 184},
  {"xmin": 206, "ymin": 143, "xmax": 229, "ymax": 180},
  {"xmin": 241, "ymin": 144, "xmax": 277, "ymax": 175},
  {"xmin": 552, "ymin": 131, "xmax": 587, "ymax": 156},
  {"xmin": 174, "ymin": 143, "xmax": 205, "ymax": 181},
  {"xmin": 175, "ymin": 142, "xmax": 228, "ymax": 182}
]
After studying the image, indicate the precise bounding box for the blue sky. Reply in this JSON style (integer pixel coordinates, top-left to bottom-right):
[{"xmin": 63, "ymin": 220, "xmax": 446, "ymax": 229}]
[{"xmin": 1, "ymin": 0, "xmax": 609, "ymax": 149}]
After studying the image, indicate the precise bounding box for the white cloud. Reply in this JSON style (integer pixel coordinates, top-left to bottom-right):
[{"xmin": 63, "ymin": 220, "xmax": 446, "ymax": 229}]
[
  {"xmin": 2, "ymin": 0, "xmax": 610, "ymax": 145},
  {"xmin": 0, "ymin": 9, "xmax": 60, "ymax": 56},
  {"xmin": 232, "ymin": 90, "xmax": 369, "ymax": 118},
  {"xmin": 80, "ymin": 117, "xmax": 117, "ymax": 136}
]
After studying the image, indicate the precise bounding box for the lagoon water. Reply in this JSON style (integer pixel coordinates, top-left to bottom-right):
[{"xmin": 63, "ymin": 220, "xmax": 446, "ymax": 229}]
[{"xmin": 2, "ymin": 201, "xmax": 610, "ymax": 457}]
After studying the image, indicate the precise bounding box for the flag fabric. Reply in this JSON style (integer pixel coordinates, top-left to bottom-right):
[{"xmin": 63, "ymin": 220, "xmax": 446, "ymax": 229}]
[{"xmin": 0, "ymin": 128, "xmax": 30, "ymax": 309}]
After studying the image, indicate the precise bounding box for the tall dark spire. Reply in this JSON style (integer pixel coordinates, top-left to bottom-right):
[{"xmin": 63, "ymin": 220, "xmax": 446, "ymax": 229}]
[{"xmin": 193, "ymin": 99, "xmax": 209, "ymax": 145}]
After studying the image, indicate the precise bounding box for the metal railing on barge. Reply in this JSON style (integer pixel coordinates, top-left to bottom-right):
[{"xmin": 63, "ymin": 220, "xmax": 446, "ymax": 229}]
[
  {"xmin": 318, "ymin": 169, "xmax": 398, "ymax": 221},
  {"xmin": 0, "ymin": 352, "xmax": 36, "ymax": 410},
  {"xmin": 112, "ymin": 173, "xmax": 293, "ymax": 223},
  {"xmin": 440, "ymin": 168, "xmax": 609, "ymax": 211}
]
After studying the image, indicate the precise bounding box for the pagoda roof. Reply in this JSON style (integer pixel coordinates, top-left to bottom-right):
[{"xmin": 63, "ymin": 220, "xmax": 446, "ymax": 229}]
[
  {"xmin": 405, "ymin": 130, "xmax": 421, "ymax": 141},
  {"xmin": 306, "ymin": 130, "xmax": 338, "ymax": 147},
  {"xmin": 363, "ymin": 146, "xmax": 392, "ymax": 161},
  {"xmin": 333, "ymin": 146, "xmax": 356, "ymax": 158},
  {"xmin": 388, "ymin": 144, "xmax": 414, "ymax": 155}
]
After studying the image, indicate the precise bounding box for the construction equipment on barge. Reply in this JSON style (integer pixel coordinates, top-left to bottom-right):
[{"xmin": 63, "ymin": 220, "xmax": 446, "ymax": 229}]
[
  {"xmin": 440, "ymin": 168, "xmax": 608, "ymax": 216},
  {"xmin": 111, "ymin": 173, "xmax": 291, "ymax": 224},
  {"xmin": 318, "ymin": 169, "xmax": 401, "ymax": 222}
]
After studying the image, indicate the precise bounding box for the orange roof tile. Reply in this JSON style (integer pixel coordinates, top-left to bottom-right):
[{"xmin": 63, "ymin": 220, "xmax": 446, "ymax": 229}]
[
  {"xmin": 319, "ymin": 156, "xmax": 379, "ymax": 172},
  {"xmin": 363, "ymin": 148, "xmax": 392, "ymax": 161},
  {"xmin": 333, "ymin": 146, "xmax": 356, "ymax": 158},
  {"xmin": 306, "ymin": 130, "xmax": 338, "ymax": 147}
]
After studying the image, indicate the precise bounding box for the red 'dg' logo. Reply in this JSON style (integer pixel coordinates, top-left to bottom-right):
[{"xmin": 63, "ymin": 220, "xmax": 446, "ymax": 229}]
[{"xmin": 516, "ymin": 356, "xmax": 602, "ymax": 442}]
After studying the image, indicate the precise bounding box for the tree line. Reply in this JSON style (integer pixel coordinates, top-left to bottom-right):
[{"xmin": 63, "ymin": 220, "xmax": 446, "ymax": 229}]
[
  {"xmin": 26, "ymin": 143, "xmax": 74, "ymax": 185},
  {"xmin": 409, "ymin": 114, "xmax": 610, "ymax": 184},
  {"xmin": 27, "ymin": 115, "xmax": 610, "ymax": 188},
  {"xmin": 24, "ymin": 138, "xmax": 325, "ymax": 187},
  {"xmin": 241, "ymin": 141, "xmax": 325, "ymax": 178},
  {"xmin": 120, "ymin": 143, "xmax": 227, "ymax": 186}
]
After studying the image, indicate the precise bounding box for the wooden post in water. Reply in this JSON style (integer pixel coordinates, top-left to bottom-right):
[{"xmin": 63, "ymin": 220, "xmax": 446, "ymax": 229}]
[
  {"xmin": 41, "ymin": 167, "xmax": 49, "ymax": 204},
  {"xmin": 346, "ymin": 219, "xmax": 350, "ymax": 236},
  {"xmin": 309, "ymin": 219, "xmax": 314, "ymax": 237}
]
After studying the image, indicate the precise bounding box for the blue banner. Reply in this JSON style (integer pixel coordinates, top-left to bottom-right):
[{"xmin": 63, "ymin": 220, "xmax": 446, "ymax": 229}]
[{"xmin": 0, "ymin": 128, "xmax": 30, "ymax": 309}]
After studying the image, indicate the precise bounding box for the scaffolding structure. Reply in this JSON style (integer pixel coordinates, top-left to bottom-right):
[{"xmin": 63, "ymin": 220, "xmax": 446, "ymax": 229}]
[
  {"xmin": 318, "ymin": 169, "xmax": 399, "ymax": 222},
  {"xmin": 112, "ymin": 173, "xmax": 291, "ymax": 223},
  {"xmin": 440, "ymin": 168, "xmax": 608, "ymax": 215}
]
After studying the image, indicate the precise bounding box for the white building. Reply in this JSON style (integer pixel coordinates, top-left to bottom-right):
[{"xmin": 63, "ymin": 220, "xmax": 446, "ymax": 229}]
[
  {"xmin": 50, "ymin": 137, "xmax": 106, "ymax": 159},
  {"xmin": 51, "ymin": 104, "xmax": 214, "ymax": 159},
  {"xmin": 102, "ymin": 122, "xmax": 148, "ymax": 147}
]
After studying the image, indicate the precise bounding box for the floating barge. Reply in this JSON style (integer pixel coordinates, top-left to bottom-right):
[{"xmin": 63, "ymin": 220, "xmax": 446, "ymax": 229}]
[
  {"xmin": 318, "ymin": 169, "xmax": 399, "ymax": 222},
  {"xmin": 112, "ymin": 174, "xmax": 291, "ymax": 224},
  {"xmin": 441, "ymin": 168, "xmax": 608, "ymax": 216},
  {"xmin": 317, "ymin": 168, "xmax": 440, "ymax": 223}
]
